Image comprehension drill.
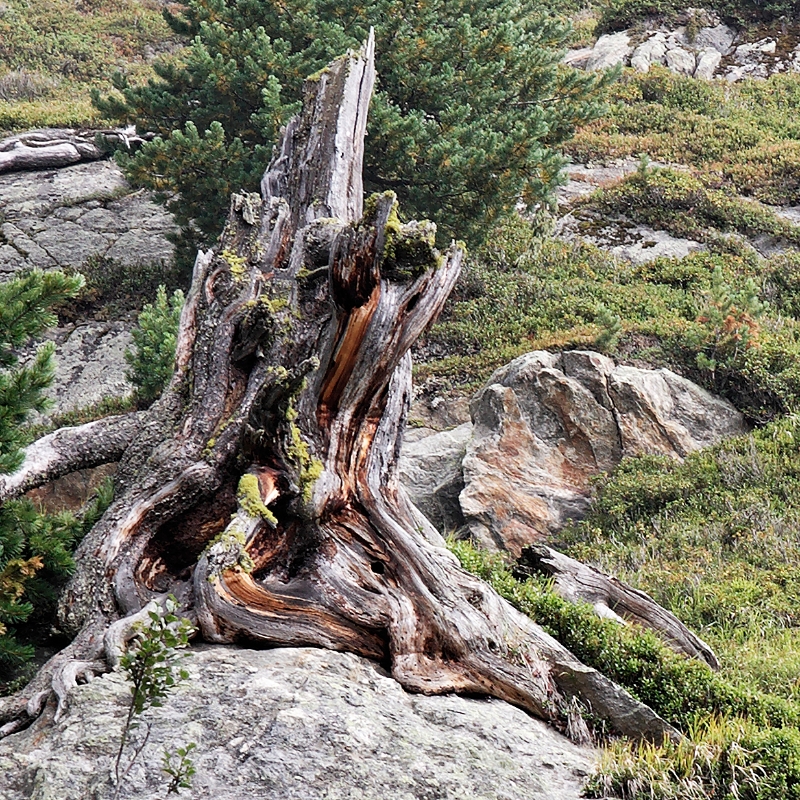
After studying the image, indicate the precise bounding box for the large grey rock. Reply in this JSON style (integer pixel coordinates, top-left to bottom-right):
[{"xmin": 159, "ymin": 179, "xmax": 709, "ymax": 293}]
[
  {"xmin": 665, "ymin": 46, "xmax": 696, "ymax": 75},
  {"xmin": 0, "ymin": 159, "xmax": 176, "ymax": 274},
  {"xmin": 33, "ymin": 321, "xmax": 134, "ymax": 416},
  {"xmin": 398, "ymin": 422, "xmax": 472, "ymax": 531},
  {"xmin": 584, "ymin": 33, "xmax": 631, "ymax": 71},
  {"xmin": 694, "ymin": 48, "xmax": 722, "ymax": 80},
  {"xmin": 460, "ymin": 351, "xmax": 747, "ymax": 554},
  {"xmin": 631, "ymin": 33, "xmax": 667, "ymax": 72},
  {"xmin": 0, "ymin": 646, "xmax": 595, "ymax": 800},
  {"xmin": 693, "ymin": 24, "xmax": 736, "ymax": 55}
]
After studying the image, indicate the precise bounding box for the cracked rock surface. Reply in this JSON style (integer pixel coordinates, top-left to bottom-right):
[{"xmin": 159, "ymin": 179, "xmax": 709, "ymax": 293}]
[
  {"xmin": 461, "ymin": 350, "xmax": 747, "ymax": 554},
  {"xmin": 0, "ymin": 157, "xmax": 179, "ymax": 415},
  {"xmin": 0, "ymin": 159, "xmax": 175, "ymax": 274},
  {"xmin": 0, "ymin": 646, "xmax": 594, "ymax": 800},
  {"xmin": 39, "ymin": 321, "xmax": 134, "ymax": 415}
]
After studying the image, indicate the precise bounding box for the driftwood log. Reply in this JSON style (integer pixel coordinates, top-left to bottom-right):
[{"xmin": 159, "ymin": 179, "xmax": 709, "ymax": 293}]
[
  {"xmin": 0, "ymin": 38, "xmax": 683, "ymax": 745},
  {"xmin": 518, "ymin": 545, "xmax": 719, "ymax": 669},
  {"xmin": 0, "ymin": 128, "xmax": 151, "ymax": 174}
]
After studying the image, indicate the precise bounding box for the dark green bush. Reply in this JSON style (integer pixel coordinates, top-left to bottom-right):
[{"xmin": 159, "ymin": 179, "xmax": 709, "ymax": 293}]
[
  {"xmin": 125, "ymin": 285, "xmax": 185, "ymax": 404},
  {"xmin": 599, "ymin": 0, "xmax": 800, "ymax": 32}
]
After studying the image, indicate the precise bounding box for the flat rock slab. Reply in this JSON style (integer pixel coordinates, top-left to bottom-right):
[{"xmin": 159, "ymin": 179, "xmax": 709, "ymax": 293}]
[
  {"xmin": 0, "ymin": 160, "xmax": 175, "ymax": 273},
  {"xmin": 0, "ymin": 646, "xmax": 595, "ymax": 800},
  {"xmin": 21, "ymin": 321, "xmax": 134, "ymax": 419},
  {"xmin": 557, "ymin": 211, "xmax": 705, "ymax": 265}
]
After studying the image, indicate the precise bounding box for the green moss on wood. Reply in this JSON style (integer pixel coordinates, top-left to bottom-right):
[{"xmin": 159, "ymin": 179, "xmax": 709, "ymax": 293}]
[{"xmin": 236, "ymin": 473, "xmax": 278, "ymax": 526}]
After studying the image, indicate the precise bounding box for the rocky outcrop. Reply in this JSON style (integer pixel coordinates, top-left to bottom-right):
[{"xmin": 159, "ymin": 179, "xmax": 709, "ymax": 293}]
[
  {"xmin": 0, "ymin": 140, "xmax": 179, "ymax": 416},
  {"xmin": 398, "ymin": 422, "xmax": 471, "ymax": 531},
  {"xmin": 564, "ymin": 9, "xmax": 800, "ymax": 82},
  {"xmin": 0, "ymin": 158, "xmax": 175, "ymax": 274},
  {"xmin": 461, "ymin": 351, "xmax": 746, "ymax": 554},
  {"xmin": 43, "ymin": 321, "xmax": 134, "ymax": 415},
  {"xmin": 556, "ymin": 210, "xmax": 706, "ymax": 264},
  {"xmin": 0, "ymin": 646, "xmax": 594, "ymax": 800}
]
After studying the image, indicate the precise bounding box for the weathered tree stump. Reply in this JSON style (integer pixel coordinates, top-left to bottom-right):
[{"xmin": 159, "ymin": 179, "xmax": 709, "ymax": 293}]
[{"xmin": 0, "ymin": 38, "xmax": 681, "ymax": 745}]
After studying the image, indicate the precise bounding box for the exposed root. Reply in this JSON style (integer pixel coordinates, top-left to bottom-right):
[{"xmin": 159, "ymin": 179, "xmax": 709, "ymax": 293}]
[
  {"xmin": 103, "ymin": 600, "xmax": 160, "ymax": 669},
  {"xmin": 52, "ymin": 659, "xmax": 105, "ymax": 722},
  {"xmin": 0, "ymin": 603, "xmax": 171, "ymax": 739}
]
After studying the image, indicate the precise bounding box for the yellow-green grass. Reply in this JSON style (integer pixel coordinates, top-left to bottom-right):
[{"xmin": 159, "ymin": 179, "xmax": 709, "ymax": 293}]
[{"xmin": 0, "ymin": 0, "xmax": 182, "ymax": 135}]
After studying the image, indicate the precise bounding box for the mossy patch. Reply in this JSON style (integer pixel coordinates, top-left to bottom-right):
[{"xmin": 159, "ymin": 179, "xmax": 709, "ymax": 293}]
[
  {"xmin": 236, "ymin": 473, "xmax": 278, "ymax": 527},
  {"xmin": 286, "ymin": 416, "xmax": 323, "ymax": 502},
  {"xmin": 220, "ymin": 249, "xmax": 248, "ymax": 281}
]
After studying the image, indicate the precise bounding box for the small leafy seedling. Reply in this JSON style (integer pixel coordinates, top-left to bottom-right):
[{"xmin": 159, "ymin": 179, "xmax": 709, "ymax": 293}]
[
  {"xmin": 112, "ymin": 595, "xmax": 195, "ymax": 799},
  {"xmin": 162, "ymin": 742, "xmax": 197, "ymax": 794}
]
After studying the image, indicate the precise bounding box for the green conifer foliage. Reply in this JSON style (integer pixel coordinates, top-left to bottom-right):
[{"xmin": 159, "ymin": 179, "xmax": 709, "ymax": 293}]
[
  {"xmin": 94, "ymin": 0, "xmax": 610, "ymax": 246},
  {"xmin": 125, "ymin": 285, "xmax": 185, "ymax": 405},
  {"xmin": 0, "ymin": 270, "xmax": 87, "ymax": 689}
]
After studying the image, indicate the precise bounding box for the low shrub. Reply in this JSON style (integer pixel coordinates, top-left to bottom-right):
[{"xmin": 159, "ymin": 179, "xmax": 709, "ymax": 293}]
[
  {"xmin": 0, "ymin": 478, "xmax": 113, "ymax": 692},
  {"xmin": 70, "ymin": 253, "xmax": 184, "ymax": 316},
  {"xmin": 582, "ymin": 167, "xmax": 800, "ymax": 249},
  {"xmin": 0, "ymin": 69, "xmax": 58, "ymax": 101},
  {"xmin": 598, "ymin": 0, "xmax": 800, "ymax": 32},
  {"xmin": 125, "ymin": 285, "xmax": 185, "ymax": 404}
]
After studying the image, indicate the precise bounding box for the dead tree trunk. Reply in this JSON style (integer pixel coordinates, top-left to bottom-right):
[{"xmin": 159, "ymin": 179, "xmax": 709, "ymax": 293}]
[{"xmin": 0, "ymin": 37, "xmax": 681, "ymax": 744}]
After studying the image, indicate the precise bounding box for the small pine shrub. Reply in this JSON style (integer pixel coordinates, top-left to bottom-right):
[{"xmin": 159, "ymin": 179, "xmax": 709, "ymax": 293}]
[
  {"xmin": 687, "ymin": 266, "xmax": 763, "ymax": 375},
  {"xmin": 125, "ymin": 285, "xmax": 184, "ymax": 404},
  {"xmin": 0, "ymin": 477, "xmax": 114, "ymax": 691}
]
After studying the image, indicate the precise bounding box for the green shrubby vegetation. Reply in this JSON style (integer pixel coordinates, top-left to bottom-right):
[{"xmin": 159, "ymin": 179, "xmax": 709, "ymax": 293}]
[
  {"xmin": 93, "ymin": 0, "xmax": 610, "ymax": 248},
  {"xmin": 68, "ymin": 253, "xmax": 184, "ymax": 318},
  {"xmin": 582, "ymin": 167, "xmax": 800, "ymax": 250},
  {"xmin": 569, "ymin": 68, "xmax": 800, "ymax": 207},
  {"xmin": 125, "ymin": 285, "xmax": 185, "ymax": 405},
  {"xmin": 422, "ymin": 214, "xmax": 800, "ymax": 422},
  {"xmin": 453, "ymin": 540, "xmax": 800, "ymax": 798},
  {"xmin": 598, "ymin": 0, "xmax": 800, "ymax": 31},
  {"xmin": 0, "ymin": 0, "xmax": 176, "ymax": 134}
]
